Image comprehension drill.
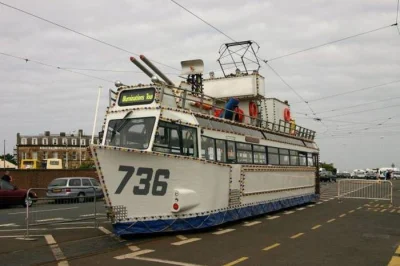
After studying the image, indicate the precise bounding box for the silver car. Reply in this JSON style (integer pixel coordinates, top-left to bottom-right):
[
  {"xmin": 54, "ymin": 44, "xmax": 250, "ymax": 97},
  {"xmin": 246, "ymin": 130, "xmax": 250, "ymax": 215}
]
[{"xmin": 46, "ymin": 177, "xmax": 103, "ymax": 203}]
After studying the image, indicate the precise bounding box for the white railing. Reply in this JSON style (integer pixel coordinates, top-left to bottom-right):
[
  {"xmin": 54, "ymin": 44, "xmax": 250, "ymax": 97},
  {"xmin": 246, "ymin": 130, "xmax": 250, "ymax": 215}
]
[{"xmin": 337, "ymin": 179, "xmax": 393, "ymax": 204}]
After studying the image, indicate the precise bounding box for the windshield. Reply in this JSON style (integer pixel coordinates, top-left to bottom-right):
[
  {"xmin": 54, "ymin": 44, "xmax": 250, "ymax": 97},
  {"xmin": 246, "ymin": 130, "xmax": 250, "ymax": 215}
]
[
  {"xmin": 49, "ymin": 179, "xmax": 68, "ymax": 187},
  {"xmin": 105, "ymin": 117, "xmax": 156, "ymax": 149}
]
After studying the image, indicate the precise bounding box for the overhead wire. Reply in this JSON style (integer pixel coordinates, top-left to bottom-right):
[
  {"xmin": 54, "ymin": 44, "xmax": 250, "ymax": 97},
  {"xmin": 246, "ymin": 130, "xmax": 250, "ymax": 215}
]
[
  {"xmin": 0, "ymin": 1, "xmax": 180, "ymax": 71},
  {"xmin": 170, "ymin": 0, "xmax": 319, "ymax": 120},
  {"xmin": 0, "ymin": 52, "xmax": 114, "ymax": 83},
  {"xmin": 265, "ymin": 24, "xmax": 396, "ymax": 62},
  {"xmin": 292, "ymin": 79, "xmax": 400, "ymax": 104}
]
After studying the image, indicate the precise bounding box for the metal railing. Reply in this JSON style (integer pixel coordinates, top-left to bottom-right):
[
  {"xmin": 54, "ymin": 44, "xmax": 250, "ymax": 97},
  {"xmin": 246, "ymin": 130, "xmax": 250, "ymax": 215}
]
[
  {"xmin": 25, "ymin": 187, "xmax": 101, "ymax": 238},
  {"xmin": 111, "ymin": 84, "xmax": 316, "ymax": 141},
  {"xmin": 337, "ymin": 179, "xmax": 393, "ymax": 204}
]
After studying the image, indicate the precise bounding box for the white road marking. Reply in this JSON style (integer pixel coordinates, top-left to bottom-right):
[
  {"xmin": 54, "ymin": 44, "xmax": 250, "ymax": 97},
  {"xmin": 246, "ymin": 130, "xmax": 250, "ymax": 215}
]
[
  {"xmin": 80, "ymin": 213, "xmax": 107, "ymax": 217},
  {"xmin": 8, "ymin": 207, "xmax": 79, "ymax": 215},
  {"xmin": 307, "ymin": 205, "xmax": 315, "ymax": 208},
  {"xmin": 0, "ymin": 226, "xmax": 96, "ymax": 232},
  {"xmin": 114, "ymin": 249, "xmax": 155, "ymax": 260},
  {"xmin": 267, "ymin": 216, "xmax": 280, "ymax": 220},
  {"xmin": 323, "ymin": 200, "xmax": 329, "ymax": 202},
  {"xmin": 44, "ymin": 234, "xmax": 68, "ymax": 265},
  {"xmin": 296, "ymin": 207, "xmax": 306, "ymax": 211},
  {"xmin": 171, "ymin": 238, "xmax": 201, "ymax": 246},
  {"xmin": 98, "ymin": 226, "xmax": 112, "ymax": 235},
  {"xmin": 316, "ymin": 202, "xmax": 323, "ymax": 205},
  {"xmin": 131, "ymin": 256, "xmax": 206, "ymax": 265},
  {"xmin": 0, "ymin": 223, "xmax": 19, "ymax": 227},
  {"xmin": 243, "ymin": 221, "xmax": 261, "ymax": 226},
  {"xmin": 213, "ymin": 229, "xmax": 235, "ymax": 235},
  {"xmin": 36, "ymin": 218, "xmax": 66, "ymax": 223},
  {"xmin": 0, "ymin": 235, "xmax": 44, "ymax": 238},
  {"xmin": 284, "ymin": 211, "xmax": 295, "ymax": 215},
  {"xmin": 176, "ymin": 235, "xmax": 188, "ymax": 240}
]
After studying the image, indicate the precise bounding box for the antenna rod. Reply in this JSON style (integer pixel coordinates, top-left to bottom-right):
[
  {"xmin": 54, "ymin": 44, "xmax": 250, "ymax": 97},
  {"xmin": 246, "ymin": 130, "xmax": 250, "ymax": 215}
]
[
  {"xmin": 91, "ymin": 86, "xmax": 102, "ymax": 145},
  {"xmin": 140, "ymin": 55, "xmax": 174, "ymax": 86},
  {"xmin": 130, "ymin": 56, "xmax": 154, "ymax": 78}
]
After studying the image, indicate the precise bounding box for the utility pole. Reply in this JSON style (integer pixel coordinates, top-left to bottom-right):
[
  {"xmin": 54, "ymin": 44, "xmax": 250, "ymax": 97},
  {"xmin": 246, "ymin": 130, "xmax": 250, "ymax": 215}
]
[
  {"xmin": 79, "ymin": 131, "xmax": 82, "ymax": 167},
  {"xmin": 3, "ymin": 140, "xmax": 5, "ymax": 169}
]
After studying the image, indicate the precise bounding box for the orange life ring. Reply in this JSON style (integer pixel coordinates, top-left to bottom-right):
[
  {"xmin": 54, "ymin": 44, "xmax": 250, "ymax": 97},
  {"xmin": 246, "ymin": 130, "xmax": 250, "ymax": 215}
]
[
  {"xmin": 194, "ymin": 102, "xmax": 212, "ymax": 110},
  {"xmin": 214, "ymin": 108, "xmax": 222, "ymax": 117},
  {"xmin": 284, "ymin": 108, "xmax": 291, "ymax": 122},
  {"xmin": 234, "ymin": 107, "xmax": 244, "ymax": 122},
  {"xmin": 249, "ymin": 102, "xmax": 258, "ymax": 118}
]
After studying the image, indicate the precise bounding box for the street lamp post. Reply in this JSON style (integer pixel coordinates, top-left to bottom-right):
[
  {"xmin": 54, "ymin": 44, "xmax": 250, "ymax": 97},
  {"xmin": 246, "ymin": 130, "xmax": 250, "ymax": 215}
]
[
  {"xmin": 79, "ymin": 132, "xmax": 82, "ymax": 167},
  {"xmin": 65, "ymin": 142, "xmax": 68, "ymax": 169}
]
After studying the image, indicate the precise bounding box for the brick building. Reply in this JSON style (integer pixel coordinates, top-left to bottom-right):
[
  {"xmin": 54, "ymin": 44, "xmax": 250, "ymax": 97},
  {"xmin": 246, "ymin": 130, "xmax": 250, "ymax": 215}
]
[{"xmin": 15, "ymin": 130, "xmax": 99, "ymax": 169}]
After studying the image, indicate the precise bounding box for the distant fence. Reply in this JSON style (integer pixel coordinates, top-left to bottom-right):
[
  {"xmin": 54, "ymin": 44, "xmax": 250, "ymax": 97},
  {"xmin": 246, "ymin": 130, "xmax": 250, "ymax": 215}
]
[{"xmin": 338, "ymin": 179, "xmax": 393, "ymax": 204}]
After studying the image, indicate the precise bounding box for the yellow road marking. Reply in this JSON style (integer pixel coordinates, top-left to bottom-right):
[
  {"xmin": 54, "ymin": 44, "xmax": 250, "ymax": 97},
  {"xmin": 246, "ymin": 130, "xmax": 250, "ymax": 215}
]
[
  {"xmin": 263, "ymin": 243, "xmax": 281, "ymax": 251},
  {"xmin": 395, "ymin": 245, "xmax": 400, "ymax": 255},
  {"xmin": 348, "ymin": 210, "xmax": 355, "ymax": 213},
  {"xmin": 290, "ymin": 233, "xmax": 304, "ymax": 239},
  {"xmin": 223, "ymin": 257, "xmax": 248, "ymax": 266},
  {"xmin": 387, "ymin": 256, "xmax": 400, "ymax": 265},
  {"xmin": 380, "ymin": 209, "xmax": 387, "ymax": 213},
  {"xmin": 327, "ymin": 219, "xmax": 335, "ymax": 223},
  {"xmin": 339, "ymin": 214, "xmax": 346, "ymax": 218},
  {"xmin": 312, "ymin": 225, "xmax": 322, "ymax": 230}
]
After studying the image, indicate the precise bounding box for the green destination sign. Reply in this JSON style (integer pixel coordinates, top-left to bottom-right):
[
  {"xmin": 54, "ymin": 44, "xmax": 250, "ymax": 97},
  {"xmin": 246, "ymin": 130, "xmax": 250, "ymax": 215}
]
[{"xmin": 118, "ymin": 88, "xmax": 155, "ymax": 106}]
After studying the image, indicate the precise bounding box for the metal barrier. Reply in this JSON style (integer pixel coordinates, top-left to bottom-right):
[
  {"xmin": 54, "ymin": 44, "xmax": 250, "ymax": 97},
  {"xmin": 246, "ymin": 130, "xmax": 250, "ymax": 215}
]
[
  {"xmin": 337, "ymin": 179, "xmax": 393, "ymax": 204},
  {"xmin": 25, "ymin": 187, "xmax": 101, "ymax": 237}
]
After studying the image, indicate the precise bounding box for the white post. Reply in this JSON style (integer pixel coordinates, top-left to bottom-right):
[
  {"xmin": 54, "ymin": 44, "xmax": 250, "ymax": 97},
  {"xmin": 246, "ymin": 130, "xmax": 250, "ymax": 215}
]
[
  {"xmin": 91, "ymin": 87, "xmax": 102, "ymax": 145},
  {"xmin": 79, "ymin": 132, "xmax": 82, "ymax": 166}
]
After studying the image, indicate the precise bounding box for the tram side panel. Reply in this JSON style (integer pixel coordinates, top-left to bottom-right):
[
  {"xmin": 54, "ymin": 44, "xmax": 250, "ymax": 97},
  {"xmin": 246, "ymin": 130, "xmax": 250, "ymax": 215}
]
[
  {"xmin": 240, "ymin": 168, "xmax": 316, "ymax": 205},
  {"xmin": 95, "ymin": 148, "xmax": 231, "ymax": 218}
]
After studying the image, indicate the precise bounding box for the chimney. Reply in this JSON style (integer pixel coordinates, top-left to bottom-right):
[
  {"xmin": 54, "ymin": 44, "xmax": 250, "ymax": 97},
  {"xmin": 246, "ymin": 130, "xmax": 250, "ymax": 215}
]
[
  {"xmin": 45, "ymin": 131, "xmax": 50, "ymax": 136},
  {"xmin": 78, "ymin": 129, "xmax": 83, "ymax": 137},
  {"xmin": 60, "ymin": 132, "xmax": 66, "ymax": 136}
]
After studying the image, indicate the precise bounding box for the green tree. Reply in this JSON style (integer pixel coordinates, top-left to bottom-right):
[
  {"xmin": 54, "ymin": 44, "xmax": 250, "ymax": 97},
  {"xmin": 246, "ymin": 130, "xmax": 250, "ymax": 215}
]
[
  {"xmin": 0, "ymin": 153, "xmax": 17, "ymax": 165},
  {"xmin": 79, "ymin": 161, "xmax": 95, "ymax": 169},
  {"xmin": 320, "ymin": 162, "xmax": 337, "ymax": 174}
]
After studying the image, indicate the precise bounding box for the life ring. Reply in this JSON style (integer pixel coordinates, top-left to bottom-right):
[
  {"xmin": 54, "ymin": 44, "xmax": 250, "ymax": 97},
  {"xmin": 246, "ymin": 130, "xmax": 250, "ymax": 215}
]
[
  {"xmin": 194, "ymin": 101, "xmax": 212, "ymax": 110},
  {"xmin": 284, "ymin": 108, "xmax": 291, "ymax": 122},
  {"xmin": 214, "ymin": 108, "xmax": 222, "ymax": 117},
  {"xmin": 249, "ymin": 102, "xmax": 258, "ymax": 118},
  {"xmin": 234, "ymin": 107, "xmax": 244, "ymax": 123}
]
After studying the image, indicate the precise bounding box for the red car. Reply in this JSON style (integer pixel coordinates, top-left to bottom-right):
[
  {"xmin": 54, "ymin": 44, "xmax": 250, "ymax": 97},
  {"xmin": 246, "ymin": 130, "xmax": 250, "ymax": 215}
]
[{"xmin": 0, "ymin": 180, "xmax": 37, "ymax": 207}]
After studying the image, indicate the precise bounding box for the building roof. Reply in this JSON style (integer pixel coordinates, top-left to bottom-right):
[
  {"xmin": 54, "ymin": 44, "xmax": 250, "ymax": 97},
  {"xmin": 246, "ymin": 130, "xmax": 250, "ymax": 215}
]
[{"xmin": 0, "ymin": 159, "xmax": 18, "ymax": 169}]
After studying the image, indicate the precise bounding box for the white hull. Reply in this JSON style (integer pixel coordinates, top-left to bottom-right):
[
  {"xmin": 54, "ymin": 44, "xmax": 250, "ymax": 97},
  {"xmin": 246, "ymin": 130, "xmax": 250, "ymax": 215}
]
[{"xmin": 92, "ymin": 145, "xmax": 317, "ymax": 235}]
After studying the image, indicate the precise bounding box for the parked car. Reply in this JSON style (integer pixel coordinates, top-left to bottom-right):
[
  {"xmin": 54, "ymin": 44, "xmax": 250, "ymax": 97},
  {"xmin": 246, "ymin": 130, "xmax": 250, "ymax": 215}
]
[
  {"xmin": 320, "ymin": 171, "xmax": 336, "ymax": 182},
  {"xmin": 46, "ymin": 177, "xmax": 103, "ymax": 203},
  {"xmin": 0, "ymin": 180, "xmax": 37, "ymax": 207},
  {"xmin": 392, "ymin": 171, "xmax": 400, "ymax": 180}
]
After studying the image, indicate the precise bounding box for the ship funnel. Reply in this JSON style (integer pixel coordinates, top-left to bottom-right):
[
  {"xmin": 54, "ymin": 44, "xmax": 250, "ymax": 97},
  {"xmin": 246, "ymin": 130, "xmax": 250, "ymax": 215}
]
[
  {"xmin": 130, "ymin": 56, "xmax": 155, "ymax": 79},
  {"xmin": 140, "ymin": 55, "xmax": 174, "ymax": 86}
]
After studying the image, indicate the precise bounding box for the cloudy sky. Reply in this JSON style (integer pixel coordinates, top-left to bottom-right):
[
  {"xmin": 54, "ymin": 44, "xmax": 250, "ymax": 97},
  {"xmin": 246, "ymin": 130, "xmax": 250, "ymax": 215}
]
[{"xmin": 1, "ymin": 0, "xmax": 399, "ymax": 171}]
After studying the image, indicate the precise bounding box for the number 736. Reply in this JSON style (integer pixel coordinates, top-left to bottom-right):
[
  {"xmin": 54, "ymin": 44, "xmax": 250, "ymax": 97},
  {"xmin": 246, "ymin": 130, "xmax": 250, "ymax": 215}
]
[{"xmin": 115, "ymin": 165, "xmax": 170, "ymax": 196}]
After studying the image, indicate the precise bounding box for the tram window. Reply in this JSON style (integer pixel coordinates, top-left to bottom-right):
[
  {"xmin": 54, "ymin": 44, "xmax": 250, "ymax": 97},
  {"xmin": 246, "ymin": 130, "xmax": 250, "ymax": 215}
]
[
  {"xmin": 182, "ymin": 127, "xmax": 197, "ymax": 157},
  {"xmin": 254, "ymin": 152, "xmax": 266, "ymax": 164},
  {"xmin": 307, "ymin": 153, "xmax": 314, "ymax": 166},
  {"xmin": 268, "ymin": 147, "xmax": 279, "ymax": 165},
  {"xmin": 215, "ymin": 140, "xmax": 226, "ymax": 162},
  {"xmin": 106, "ymin": 117, "xmax": 156, "ymax": 150},
  {"xmin": 290, "ymin": 150, "xmax": 299, "ymax": 166},
  {"xmin": 253, "ymin": 145, "xmax": 266, "ymax": 164},
  {"xmin": 279, "ymin": 149, "xmax": 290, "ymax": 165},
  {"xmin": 237, "ymin": 143, "xmax": 252, "ymax": 163},
  {"xmin": 201, "ymin": 136, "xmax": 215, "ymax": 161},
  {"xmin": 227, "ymin": 141, "xmax": 236, "ymax": 163},
  {"xmin": 299, "ymin": 152, "xmax": 307, "ymax": 166}
]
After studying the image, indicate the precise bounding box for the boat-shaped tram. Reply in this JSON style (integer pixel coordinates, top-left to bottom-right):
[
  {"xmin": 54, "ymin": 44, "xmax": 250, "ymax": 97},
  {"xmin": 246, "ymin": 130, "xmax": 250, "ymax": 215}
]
[{"xmin": 90, "ymin": 41, "xmax": 320, "ymax": 236}]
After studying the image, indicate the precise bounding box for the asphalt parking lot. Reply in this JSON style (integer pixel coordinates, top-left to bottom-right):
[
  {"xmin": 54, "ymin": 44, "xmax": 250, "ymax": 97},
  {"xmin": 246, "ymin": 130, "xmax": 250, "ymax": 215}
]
[{"xmin": 0, "ymin": 181, "xmax": 399, "ymax": 266}]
